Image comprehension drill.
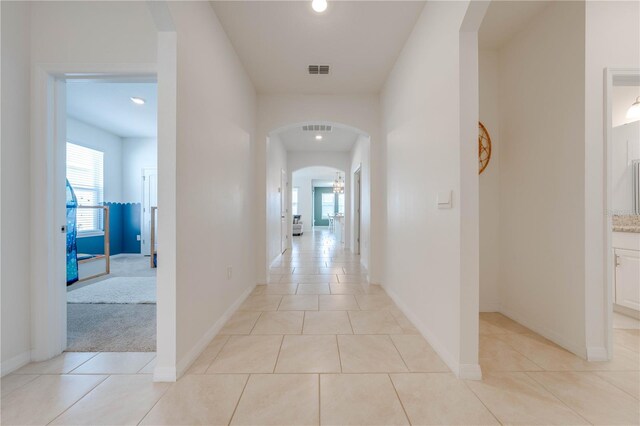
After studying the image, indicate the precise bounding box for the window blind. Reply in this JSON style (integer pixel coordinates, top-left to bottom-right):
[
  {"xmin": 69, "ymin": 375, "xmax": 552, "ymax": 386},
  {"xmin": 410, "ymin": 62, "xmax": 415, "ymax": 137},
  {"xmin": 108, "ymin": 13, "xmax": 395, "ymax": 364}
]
[{"xmin": 66, "ymin": 142, "xmax": 104, "ymax": 233}]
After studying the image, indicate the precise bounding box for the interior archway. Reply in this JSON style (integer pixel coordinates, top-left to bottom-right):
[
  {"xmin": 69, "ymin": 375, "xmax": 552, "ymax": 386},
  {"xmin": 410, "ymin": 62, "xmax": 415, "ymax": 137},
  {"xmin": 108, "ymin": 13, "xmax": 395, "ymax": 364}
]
[{"xmin": 263, "ymin": 121, "xmax": 372, "ymax": 283}]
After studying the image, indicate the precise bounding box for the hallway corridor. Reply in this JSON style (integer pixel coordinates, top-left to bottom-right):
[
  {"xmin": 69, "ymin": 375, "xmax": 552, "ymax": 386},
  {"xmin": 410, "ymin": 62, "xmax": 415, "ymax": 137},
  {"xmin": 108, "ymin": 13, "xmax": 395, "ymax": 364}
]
[{"xmin": 3, "ymin": 228, "xmax": 639, "ymax": 424}]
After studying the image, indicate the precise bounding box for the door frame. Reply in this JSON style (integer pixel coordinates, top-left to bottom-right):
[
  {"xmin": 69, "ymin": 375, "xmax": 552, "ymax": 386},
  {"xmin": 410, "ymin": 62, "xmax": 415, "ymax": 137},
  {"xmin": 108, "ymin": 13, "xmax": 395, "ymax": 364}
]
[
  {"xmin": 280, "ymin": 168, "xmax": 288, "ymax": 254},
  {"xmin": 141, "ymin": 167, "xmax": 158, "ymax": 256},
  {"xmin": 354, "ymin": 166, "xmax": 362, "ymax": 255},
  {"xmin": 603, "ymin": 68, "xmax": 640, "ymax": 361},
  {"xmin": 29, "ymin": 59, "xmax": 177, "ymax": 375}
]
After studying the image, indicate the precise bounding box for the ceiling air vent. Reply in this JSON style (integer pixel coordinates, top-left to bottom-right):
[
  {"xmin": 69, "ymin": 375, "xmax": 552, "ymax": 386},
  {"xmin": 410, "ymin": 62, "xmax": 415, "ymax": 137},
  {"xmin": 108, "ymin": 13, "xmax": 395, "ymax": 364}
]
[
  {"xmin": 308, "ymin": 65, "xmax": 330, "ymax": 75},
  {"xmin": 302, "ymin": 124, "xmax": 333, "ymax": 132}
]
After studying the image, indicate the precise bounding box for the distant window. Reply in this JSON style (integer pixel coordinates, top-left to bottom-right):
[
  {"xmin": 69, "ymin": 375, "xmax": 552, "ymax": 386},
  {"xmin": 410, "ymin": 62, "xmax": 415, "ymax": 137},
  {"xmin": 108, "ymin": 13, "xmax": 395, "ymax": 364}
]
[
  {"xmin": 66, "ymin": 142, "xmax": 104, "ymax": 235},
  {"xmin": 292, "ymin": 187, "xmax": 299, "ymax": 215},
  {"xmin": 338, "ymin": 193, "xmax": 345, "ymax": 214},
  {"xmin": 321, "ymin": 193, "xmax": 335, "ymax": 219}
]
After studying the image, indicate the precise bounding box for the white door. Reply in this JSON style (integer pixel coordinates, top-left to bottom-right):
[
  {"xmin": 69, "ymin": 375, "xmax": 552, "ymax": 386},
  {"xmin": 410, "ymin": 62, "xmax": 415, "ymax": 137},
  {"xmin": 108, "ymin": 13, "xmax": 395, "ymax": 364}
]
[
  {"xmin": 281, "ymin": 169, "xmax": 288, "ymax": 254},
  {"xmin": 141, "ymin": 168, "xmax": 158, "ymax": 256},
  {"xmin": 354, "ymin": 169, "xmax": 361, "ymax": 255}
]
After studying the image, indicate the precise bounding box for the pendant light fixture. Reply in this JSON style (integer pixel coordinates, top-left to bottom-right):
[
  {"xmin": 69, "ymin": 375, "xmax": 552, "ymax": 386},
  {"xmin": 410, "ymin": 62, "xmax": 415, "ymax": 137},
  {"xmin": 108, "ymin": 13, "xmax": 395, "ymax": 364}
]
[
  {"xmin": 627, "ymin": 96, "xmax": 640, "ymax": 121},
  {"xmin": 333, "ymin": 172, "xmax": 344, "ymax": 194}
]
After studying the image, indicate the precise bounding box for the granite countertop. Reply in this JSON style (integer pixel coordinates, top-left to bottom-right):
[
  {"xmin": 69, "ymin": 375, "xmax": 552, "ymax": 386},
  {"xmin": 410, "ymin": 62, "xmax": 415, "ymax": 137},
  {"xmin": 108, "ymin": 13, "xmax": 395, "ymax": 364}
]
[{"xmin": 613, "ymin": 215, "xmax": 640, "ymax": 233}]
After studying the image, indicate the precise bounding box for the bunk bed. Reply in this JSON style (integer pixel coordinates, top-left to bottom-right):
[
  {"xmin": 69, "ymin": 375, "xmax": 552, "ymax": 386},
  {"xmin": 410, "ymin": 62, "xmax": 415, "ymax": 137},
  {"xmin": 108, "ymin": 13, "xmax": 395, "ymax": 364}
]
[{"xmin": 66, "ymin": 179, "xmax": 110, "ymax": 284}]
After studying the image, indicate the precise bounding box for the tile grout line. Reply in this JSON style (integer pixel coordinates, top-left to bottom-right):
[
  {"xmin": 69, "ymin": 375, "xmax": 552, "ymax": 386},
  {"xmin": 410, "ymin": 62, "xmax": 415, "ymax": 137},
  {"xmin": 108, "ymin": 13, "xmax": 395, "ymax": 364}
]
[
  {"xmin": 227, "ymin": 374, "xmax": 251, "ymax": 426},
  {"xmin": 135, "ymin": 376, "xmax": 174, "ymax": 426},
  {"xmin": 204, "ymin": 335, "xmax": 232, "ymax": 373},
  {"xmin": 45, "ymin": 373, "xmax": 110, "ymax": 425},
  {"xmin": 459, "ymin": 378, "xmax": 504, "ymax": 425},
  {"xmin": 387, "ymin": 335, "xmax": 411, "ymax": 372},
  {"xmin": 387, "ymin": 373, "xmax": 412, "ymax": 425},
  {"xmin": 593, "ymin": 371, "xmax": 640, "ymax": 400},
  {"xmin": 335, "ymin": 334, "xmax": 344, "ymax": 373},
  {"xmin": 272, "ymin": 335, "xmax": 286, "ymax": 373},
  {"xmin": 524, "ymin": 371, "xmax": 600, "ymax": 425}
]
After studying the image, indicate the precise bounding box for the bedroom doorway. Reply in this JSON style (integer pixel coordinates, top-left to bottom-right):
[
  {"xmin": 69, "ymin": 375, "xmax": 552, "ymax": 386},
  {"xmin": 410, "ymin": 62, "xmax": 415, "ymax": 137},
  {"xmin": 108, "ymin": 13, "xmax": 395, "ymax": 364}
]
[{"xmin": 63, "ymin": 78, "xmax": 158, "ymax": 354}]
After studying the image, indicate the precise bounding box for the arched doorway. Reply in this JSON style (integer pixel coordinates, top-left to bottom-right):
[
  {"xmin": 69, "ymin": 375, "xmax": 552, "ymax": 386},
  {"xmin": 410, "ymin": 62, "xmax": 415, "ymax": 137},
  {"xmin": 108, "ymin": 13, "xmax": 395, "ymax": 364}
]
[{"xmin": 263, "ymin": 121, "xmax": 371, "ymax": 283}]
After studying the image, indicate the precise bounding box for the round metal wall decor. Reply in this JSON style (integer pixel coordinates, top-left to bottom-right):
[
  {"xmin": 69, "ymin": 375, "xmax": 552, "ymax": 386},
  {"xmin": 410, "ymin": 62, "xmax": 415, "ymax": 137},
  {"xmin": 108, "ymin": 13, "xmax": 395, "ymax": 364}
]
[{"xmin": 478, "ymin": 121, "xmax": 492, "ymax": 175}]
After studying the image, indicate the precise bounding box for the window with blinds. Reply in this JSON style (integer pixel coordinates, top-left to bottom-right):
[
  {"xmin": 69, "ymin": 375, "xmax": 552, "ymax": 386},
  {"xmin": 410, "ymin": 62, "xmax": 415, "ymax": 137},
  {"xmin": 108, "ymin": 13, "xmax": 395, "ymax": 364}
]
[{"xmin": 66, "ymin": 142, "xmax": 104, "ymax": 234}]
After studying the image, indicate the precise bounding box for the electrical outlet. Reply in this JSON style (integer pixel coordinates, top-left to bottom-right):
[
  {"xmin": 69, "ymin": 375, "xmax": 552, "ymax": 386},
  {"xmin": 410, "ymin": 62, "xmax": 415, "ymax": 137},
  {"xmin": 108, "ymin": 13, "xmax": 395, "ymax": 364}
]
[
  {"xmin": 136, "ymin": 235, "xmax": 141, "ymax": 241},
  {"xmin": 227, "ymin": 266, "xmax": 232, "ymax": 280}
]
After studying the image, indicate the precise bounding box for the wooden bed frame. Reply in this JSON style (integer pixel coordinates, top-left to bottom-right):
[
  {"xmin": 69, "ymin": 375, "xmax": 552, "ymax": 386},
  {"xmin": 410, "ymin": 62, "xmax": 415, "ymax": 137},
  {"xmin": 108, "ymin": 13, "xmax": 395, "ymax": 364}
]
[{"xmin": 77, "ymin": 205, "xmax": 110, "ymax": 282}]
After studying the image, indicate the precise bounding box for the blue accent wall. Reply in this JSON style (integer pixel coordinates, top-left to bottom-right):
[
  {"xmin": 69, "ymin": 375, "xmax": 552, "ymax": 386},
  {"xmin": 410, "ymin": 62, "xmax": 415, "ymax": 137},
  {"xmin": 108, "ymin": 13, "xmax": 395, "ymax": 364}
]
[{"xmin": 76, "ymin": 202, "xmax": 141, "ymax": 255}]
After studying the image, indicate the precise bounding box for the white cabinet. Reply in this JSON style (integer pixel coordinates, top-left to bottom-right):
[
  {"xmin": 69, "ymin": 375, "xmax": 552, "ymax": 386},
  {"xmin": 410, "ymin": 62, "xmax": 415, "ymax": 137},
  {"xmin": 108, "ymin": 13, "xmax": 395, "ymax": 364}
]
[{"xmin": 615, "ymin": 248, "xmax": 640, "ymax": 311}]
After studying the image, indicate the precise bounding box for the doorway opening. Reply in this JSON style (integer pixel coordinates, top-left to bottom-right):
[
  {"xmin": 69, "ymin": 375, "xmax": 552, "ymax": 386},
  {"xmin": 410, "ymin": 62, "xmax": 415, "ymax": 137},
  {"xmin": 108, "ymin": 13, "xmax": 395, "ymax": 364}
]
[
  {"xmin": 264, "ymin": 121, "xmax": 371, "ymax": 282},
  {"xmin": 64, "ymin": 79, "xmax": 158, "ymax": 353},
  {"xmin": 605, "ymin": 69, "xmax": 640, "ymax": 359}
]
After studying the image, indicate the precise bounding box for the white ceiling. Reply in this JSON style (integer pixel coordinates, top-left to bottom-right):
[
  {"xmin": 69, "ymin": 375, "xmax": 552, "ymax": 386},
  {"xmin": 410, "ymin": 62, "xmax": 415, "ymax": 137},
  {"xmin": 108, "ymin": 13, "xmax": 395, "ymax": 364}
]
[
  {"xmin": 210, "ymin": 1, "xmax": 425, "ymax": 94},
  {"xmin": 276, "ymin": 124, "xmax": 359, "ymax": 151},
  {"xmin": 479, "ymin": 1, "xmax": 550, "ymax": 50},
  {"xmin": 66, "ymin": 82, "xmax": 157, "ymax": 138}
]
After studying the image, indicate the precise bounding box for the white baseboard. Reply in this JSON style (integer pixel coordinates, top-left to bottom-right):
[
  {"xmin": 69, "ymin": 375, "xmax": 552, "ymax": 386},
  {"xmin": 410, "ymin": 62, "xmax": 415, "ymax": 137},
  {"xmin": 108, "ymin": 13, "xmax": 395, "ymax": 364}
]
[
  {"xmin": 587, "ymin": 346, "xmax": 609, "ymax": 361},
  {"xmin": 1, "ymin": 350, "xmax": 32, "ymax": 377},
  {"xmin": 157, "ymin": 285, "xmax": 255, "ymax": 382},
  {"xmin": 153, "ymin": 366, "xmax": 177, "ymax": 382},
  {"xmin": 479, "ymin": 301, "xmax": 501, "ymax": 313},
  {"xmin": 385, "ymin": 288, "xmax": 480, "ymax": 379},
  {"xmin": 499, "ymin": 305, "xmax": 587, "ymax": 358},
  {"xmin": 459, "ymin": 363, "xmax": 483, "ymax": 380}
]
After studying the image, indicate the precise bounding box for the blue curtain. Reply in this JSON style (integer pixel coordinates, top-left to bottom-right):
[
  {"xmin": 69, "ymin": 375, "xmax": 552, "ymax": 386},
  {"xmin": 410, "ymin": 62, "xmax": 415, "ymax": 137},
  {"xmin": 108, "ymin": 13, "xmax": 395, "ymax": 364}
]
[{"xmin": 66, "ymin": 180, "xmax": 79, "ymax": 285}]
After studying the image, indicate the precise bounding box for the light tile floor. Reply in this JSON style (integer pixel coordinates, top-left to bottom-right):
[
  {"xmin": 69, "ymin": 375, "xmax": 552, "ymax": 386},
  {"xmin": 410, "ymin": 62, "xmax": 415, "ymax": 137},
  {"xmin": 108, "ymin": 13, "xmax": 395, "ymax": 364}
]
[{"xmin": 2, "ymin": 228, "xmax": 639, "ymax": 425}]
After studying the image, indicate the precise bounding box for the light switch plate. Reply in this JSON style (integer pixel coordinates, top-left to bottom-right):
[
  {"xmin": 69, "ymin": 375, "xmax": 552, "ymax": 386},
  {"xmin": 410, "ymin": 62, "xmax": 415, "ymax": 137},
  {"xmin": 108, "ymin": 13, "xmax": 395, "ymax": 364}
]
[{"xmin": 437, "ymin": 190, "xmax": 452, "ymax": 209}]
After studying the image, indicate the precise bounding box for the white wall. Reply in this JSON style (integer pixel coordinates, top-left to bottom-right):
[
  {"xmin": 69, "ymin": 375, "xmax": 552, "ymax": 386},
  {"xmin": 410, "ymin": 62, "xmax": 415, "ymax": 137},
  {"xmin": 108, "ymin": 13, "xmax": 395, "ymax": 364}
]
[
  {"xmin": 166, "ymin": 1, "xmax": 257, "ymax": 375},
  {"xmin": 122, "ymin": 137, "xmax": 157, "ymax": 204},
  {"xmin": 266, "ymin": 134, "xmax": 287, "ymax": 267},
  {"xmin": 67, "ymin": 117, "xmax": 123, "ymax": 203},
  {"xmin": 1, "ymin": 1, "xmax": 32, "ymax": 374},
  {"xmin": 585, "ymin": 0, "xmax": 640, "ymax": 358},
  {"xmin": 256, "ymin": 94, "xmax": 383, "ymax": 284},
  {"xmin": 382, "ymin": 1, "xmax": 477, "ymax": 377},
  {"xmin": 497, "ymin": 1, "xmax": 586, "ymax": 355},
  {"xmin": 349, "ymin": 135, "xmax": 371, "ymax": 272},
  {"xmin": 478, "ymin": 50, "xmax": 501, "ymax": 312},
  {"xmin": 612, "ymin": 122, "xmax": 640, "ymax": 215}
]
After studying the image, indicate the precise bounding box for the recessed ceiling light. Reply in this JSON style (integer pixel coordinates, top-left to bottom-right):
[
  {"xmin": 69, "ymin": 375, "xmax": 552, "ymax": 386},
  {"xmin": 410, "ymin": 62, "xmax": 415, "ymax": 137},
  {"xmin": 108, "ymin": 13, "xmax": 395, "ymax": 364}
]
[
  {"xmin": 130, "ymin": 97, "xmax": 145, "ymax": 105},
  {"xmin": 312, "ymin": 0, "xmax": 327, "ymax": 13},
  {"xmin": 315, "ymin": 135, "xmax": 323, "ymax": 141}
]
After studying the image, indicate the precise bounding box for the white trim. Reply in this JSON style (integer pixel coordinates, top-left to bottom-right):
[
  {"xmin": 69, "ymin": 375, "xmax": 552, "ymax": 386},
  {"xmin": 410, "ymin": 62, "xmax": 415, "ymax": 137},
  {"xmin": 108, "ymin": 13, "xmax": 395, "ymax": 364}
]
[
  {"xmin": 77, "ymin": 230, "xmax": 105, "ymax": 238},
  {"xmin": 587, "ymin": 346, "xmax": 609, "ymax": 362},
  {"xmin": 1, "ymin": 351, "xmax": 32, "ymax": 377},
  {"xmin": 385, "ymin": 287, "xmax": 479, "ymax": 379},
  {"xmin": 155, "ymin": 285, "xmax": 255, "ymax": 382},
  {"xmin": 459, "ymin": 364, "xmax": 483, "ymax": 380},
  {"xmin": 30, "ymin": 64, "xmax": 162, "ymax": 364},
  {"xmin": 479, "ymin": 301, "xmax": 501, "ymax": 313}
]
